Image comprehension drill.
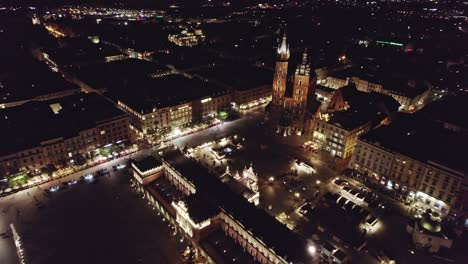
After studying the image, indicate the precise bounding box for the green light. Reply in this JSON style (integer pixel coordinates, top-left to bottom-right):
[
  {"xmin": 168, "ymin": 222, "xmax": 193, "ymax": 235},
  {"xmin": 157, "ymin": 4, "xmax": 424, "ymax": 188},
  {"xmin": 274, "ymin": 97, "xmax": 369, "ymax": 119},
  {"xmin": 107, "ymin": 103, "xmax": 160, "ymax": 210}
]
[
  {"xmin": 218, "ymin": 111, "xmax": 228, "ymax": 120},
  {"xmin": 376, "ymin": 40, "xmax": 403, "ymax": 47}
]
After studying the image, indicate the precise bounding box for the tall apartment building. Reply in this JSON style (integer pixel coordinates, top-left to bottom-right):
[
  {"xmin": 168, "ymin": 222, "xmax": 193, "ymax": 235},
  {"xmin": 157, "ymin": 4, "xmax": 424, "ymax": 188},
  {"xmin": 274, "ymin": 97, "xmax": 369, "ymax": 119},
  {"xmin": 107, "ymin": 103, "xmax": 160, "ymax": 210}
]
[{"xmin": 0, "ymin": 93, "xmax": 130, "ymax": 176}]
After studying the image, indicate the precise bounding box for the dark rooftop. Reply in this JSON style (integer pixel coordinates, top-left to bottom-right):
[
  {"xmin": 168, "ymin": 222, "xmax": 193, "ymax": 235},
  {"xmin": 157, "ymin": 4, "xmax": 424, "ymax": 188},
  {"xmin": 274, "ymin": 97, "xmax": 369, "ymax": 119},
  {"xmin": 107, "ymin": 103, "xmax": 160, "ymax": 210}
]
[
  {"xmin": 327, "ymin": 85, "xmax": 400, "ymax": 130},
  {"xmin": 43, "ymin": 37, "xmax": 123, "ymax": 67},
  {"xmin": 132, "ymin": 155, "xmax": 162, "ymax": 173},
  {"xmin": 76, "ymin": 59, "xmax": 229, "ymax": 113},
  {"xmin": 0, "ymin": 55, "xmax": 79, "ymax": 104},
  {"xmin": 150, "ymin": 176, "xmax": 185, "ymax": 204},
  {"xmin": 75, "ymin": 58, "xmax": 170, "ymax": 89},
  {"xmin": 361, "ymin": 113, "xmax": 468, "ymax": 174},
  {"xmin": 190, "ymin": 63, "xmax": 272, "ymax": 91},
  {"xmin": 419, "ymin": 95, "xmax": 468, "ymax": 131},
  {"xmin": 328, "ymin": 109, "xmax": 373, "ymax": 131},
  {"xmin": 316, "ymin": 84, "xmax": 336, "ymax": 94},
  {"xmin": 203, "ymin": 230, "xmax": 257, "ymax": 264},
  {"xmin": 186, "ymin": 193, "xmax": 220, "ymax": 224},
  {"xmin": 329, "ymin": 67, "xmax": 429, "ymax": 98},
  {"xmin": 111, "ymin": 74, "xmax": 229, "ymax": 113},
  {"xmin": 322, "ymin": 241, "xmax": 336, "ymax": 253},
  {"xmin": 333, "ymin": 249, "xmax": 347, "ymax": 261},
  {"xmin": 161, "ymin": 148, "xmax": 310, "ymax": 262},
  {"xmin": 0, "ymin": 92, "xmax": 127, "ymax": 156}
]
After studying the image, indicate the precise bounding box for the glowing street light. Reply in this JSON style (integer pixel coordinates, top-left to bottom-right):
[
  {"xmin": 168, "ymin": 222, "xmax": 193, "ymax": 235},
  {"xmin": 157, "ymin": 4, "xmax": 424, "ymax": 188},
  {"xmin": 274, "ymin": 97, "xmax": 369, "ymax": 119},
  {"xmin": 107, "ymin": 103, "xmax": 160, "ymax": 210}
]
[{"xmin": 307, "ymin": 245, "xmax": 317, "ymax": 255}]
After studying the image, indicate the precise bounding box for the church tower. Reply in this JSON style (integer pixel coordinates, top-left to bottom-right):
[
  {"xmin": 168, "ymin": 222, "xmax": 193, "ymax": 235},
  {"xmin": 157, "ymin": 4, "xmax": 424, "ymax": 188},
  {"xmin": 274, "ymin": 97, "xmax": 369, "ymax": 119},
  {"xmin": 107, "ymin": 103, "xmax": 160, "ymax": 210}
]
[
  {"xmin": 272, "ymin": 32, "xmax": 289, "ymax": 106},
  {"xmin": 292, "ymin": 49, "xmax": 314, "ymax": 111}
]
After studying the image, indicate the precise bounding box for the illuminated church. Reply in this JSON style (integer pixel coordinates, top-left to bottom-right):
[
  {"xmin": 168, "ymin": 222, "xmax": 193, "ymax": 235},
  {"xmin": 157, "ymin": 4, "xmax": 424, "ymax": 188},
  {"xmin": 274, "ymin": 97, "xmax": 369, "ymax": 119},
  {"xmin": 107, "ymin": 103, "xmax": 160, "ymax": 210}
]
[{"xmin": 265, "ymin": 33, "xmax": 320, "ymax": 136}]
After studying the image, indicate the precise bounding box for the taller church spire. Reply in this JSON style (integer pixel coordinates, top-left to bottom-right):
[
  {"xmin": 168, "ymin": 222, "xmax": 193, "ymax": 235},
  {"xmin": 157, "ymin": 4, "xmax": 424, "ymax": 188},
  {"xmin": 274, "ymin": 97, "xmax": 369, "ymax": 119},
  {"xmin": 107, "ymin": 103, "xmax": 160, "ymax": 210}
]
[{"xmin": 277, "ymin": 31, "xmax": 290, "ymax": 61}]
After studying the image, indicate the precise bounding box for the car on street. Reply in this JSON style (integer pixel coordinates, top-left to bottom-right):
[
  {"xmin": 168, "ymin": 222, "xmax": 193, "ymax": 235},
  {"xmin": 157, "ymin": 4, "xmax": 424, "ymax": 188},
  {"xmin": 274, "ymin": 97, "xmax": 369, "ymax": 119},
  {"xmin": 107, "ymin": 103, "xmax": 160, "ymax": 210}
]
[
  {"xmin": 67, "ymin": 179, "xmax": 78, "ymax": 185},
  {"xmin": 84, "ymin": 174, "xmax": 95, "ymax": 182},
  {"xmin": 49, "ymin": 185, "xmax": 60, "ymax": 192}
]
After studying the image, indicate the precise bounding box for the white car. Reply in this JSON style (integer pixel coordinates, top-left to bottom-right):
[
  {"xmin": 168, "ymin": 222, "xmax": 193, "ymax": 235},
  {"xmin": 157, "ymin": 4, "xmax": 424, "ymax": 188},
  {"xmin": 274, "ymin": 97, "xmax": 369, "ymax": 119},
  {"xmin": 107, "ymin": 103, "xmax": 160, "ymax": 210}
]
[
  {"xmin": 84, "ymin": 174, "xmax": 94, "ymax": 181},
  {"xmin": 49, "ymin": 186, "xmax": 60, "ymax": 192},
  {"xmin": 67, "ymin": 180, "xmax": 78, "ymax": 185}
]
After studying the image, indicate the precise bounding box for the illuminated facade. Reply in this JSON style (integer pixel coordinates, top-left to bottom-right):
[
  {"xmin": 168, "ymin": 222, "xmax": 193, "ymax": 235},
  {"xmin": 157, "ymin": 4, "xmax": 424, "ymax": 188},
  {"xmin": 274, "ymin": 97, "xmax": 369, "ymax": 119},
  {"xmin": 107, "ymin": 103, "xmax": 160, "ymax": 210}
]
[
  {"xmin": 131, "ymin": 149, "xmax": 312, "ymax": 264},
  {"xmin": 168, "ymin": 29, "xmax": 206, "ymax": 47},
  {"xmin": 265, "ymin": 33, "xmax": 318, "ymax": 136},
  {"xmin": 120, "ymin": 92, "xmax": 230, "ymax": 143},
  {"xmin": 119, "ymin": 100, "xmax": 193, "ymax": 142},
  {"xmin": 349, "ymin": 137, "xmax": 464, "ymax": 215},
  {"xmin": 0, "ymin": 94, "xmax": 130, "ymax": 176},
  {"xmin": 233, "ymin": 85, "xmax": 271, "ymax": 110},
  {"xmin": 313, "ymin": 118, "xmax": 370, "ymax": 159}
]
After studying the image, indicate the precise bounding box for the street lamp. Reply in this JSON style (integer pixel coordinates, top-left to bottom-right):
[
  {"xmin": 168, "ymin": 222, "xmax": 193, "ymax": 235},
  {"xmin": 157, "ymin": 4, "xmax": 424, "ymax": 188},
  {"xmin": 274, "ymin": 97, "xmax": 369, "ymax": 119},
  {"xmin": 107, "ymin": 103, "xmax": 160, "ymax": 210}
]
[{"xmin": 307, "ymin": 245, "xmax": 317, "ymax": 255}]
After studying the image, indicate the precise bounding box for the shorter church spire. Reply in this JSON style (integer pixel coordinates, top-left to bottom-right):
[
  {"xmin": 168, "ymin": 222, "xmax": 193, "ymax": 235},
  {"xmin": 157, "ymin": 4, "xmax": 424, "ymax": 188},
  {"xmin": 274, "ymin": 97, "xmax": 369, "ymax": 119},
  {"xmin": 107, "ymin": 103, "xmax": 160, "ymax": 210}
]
[
  {"xmin": 295, "ymin": 48, "xmax": 311, "ymax": 76},
  {"xmin": 301, "ymin": 48, "xmax": 308, "ymax": 64}
]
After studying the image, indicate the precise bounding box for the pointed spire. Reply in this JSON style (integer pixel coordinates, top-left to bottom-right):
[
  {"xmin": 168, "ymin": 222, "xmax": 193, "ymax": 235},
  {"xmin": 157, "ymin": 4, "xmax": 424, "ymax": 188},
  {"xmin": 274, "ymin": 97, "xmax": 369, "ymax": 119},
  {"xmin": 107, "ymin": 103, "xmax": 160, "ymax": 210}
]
[
  {"xmin": 277, "ymin": 29, "xmax": 290, "ymax": 61},
  {"xmin": 295, "ymin": 48, "xmax": 311, "ymax": 76},
  {"xmin": 302, "ymin": 48, "xmax": 308, "ymax": 64}
]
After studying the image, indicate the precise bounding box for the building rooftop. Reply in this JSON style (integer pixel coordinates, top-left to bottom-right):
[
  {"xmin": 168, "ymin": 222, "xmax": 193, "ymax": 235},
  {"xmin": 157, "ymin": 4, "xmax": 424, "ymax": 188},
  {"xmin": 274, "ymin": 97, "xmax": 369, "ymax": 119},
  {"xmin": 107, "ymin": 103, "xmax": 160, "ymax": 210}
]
[
  {"xmin": 76, "ymin": 59, "xmax": 230, "ymax": 113},
  {"xmin": 75, "ymin": 58, "xmax": 170, "ymax": 89},
  {"xmin": 381, "ymin": 79, "xmax": 430, "ymax": 98},
  {"xmin": 132, "ymin": 155, "xmax": 162, "ymax": 173},
  {"xmin": 333, "ymin": 249, "xmax": 347, "ymax": 261},
  {"xmin": 0, "ymin": 92, "xmax": 127, "ymax": 156},
  {"xmin": 203, "ymin": 230, "xmax": 257, "ymax": 264},
  {"xmin": 0, "ymin": 54, "xmax": 79, "ymax": 104},
  {"xmin": 419, "ymin": 95, "xmax": 468, "ymax": 131},
  {"xmin": 339, "ymin": 85, "xmax": 400, "ymax": 112},
  {"xmin": 322, "ymin": 241, "xmax": 336, "ymax": 253},
  {"xmin": 150, "ymin": 176, "xmax": 185, "ymax": 204},
  {"xmin": 327, "ymin": 85, "xmax": 400, "ymax": 130},
  {"xmin": 361, "ymin": 113, "xmax": 468, "ymax": 174},
  {"xmin": 190, "ymin": 63, "xmax": 272, "ymax": 91},
  {"xmin": 152, "ymin": 47, "xmax": 221, "ymax": 69},
  {"xmin": 328, "ymin": 109, "xmax": 376, "ymax": 131},
  {"xmin": 329, "ymin": 68, "xmax": 429, "ymax": 98},
  {"xmin": 161, "ymin": 148, "xmax": 310, "ymax": 262},
  {"xmin": 113, "ymin": 74, "xmax": 229, "ymax": 113},
  {"xmin": 185, "ymin": 193, "xmax": 220, "ymax": 224},
  {"xmin": 43, "ymin": 37, "xmax": 123, "ymax": 67},
  {"xmin": 316, "ymin": 85, "xmax": 336, "ymax": 94}
]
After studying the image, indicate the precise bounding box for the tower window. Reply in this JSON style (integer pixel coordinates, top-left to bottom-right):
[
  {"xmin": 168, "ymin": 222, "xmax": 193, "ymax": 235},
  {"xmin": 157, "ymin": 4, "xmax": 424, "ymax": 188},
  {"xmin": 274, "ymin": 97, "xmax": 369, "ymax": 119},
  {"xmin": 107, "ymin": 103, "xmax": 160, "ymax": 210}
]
[{"xmin": 299, "ymin": 80, "xmax": 302, "ymax": 86}]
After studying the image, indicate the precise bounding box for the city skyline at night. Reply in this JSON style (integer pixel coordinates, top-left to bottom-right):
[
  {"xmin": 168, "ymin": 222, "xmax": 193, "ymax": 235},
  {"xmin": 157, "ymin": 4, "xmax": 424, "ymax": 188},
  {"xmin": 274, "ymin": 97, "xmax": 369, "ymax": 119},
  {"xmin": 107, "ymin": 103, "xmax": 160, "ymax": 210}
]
[{"xmin": 0, "ymin": 1, "xmax": 467, "ymax": 263}]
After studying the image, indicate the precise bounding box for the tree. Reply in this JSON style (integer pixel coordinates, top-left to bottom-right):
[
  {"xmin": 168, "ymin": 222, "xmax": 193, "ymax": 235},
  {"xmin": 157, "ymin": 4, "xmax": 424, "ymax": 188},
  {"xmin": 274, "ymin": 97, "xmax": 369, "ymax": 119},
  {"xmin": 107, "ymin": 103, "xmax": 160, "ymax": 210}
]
[
  {"xmin": 72, "ymin": 153, "xmax": 86, "ymax": 166},
  {"xmin": 41, "ymin": 164, "xmax": 57, "ymax": 175}
]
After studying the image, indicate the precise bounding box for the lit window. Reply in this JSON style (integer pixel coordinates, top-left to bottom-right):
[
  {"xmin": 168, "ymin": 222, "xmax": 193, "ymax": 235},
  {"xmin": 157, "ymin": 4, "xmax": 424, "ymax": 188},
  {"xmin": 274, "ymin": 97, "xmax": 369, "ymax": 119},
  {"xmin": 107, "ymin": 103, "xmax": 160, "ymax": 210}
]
[{"xmin": 100, "ymin": 130, "xmax": 106, "ymax": 135}]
